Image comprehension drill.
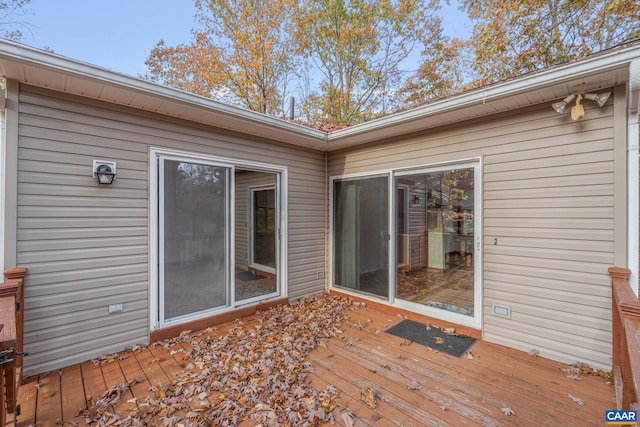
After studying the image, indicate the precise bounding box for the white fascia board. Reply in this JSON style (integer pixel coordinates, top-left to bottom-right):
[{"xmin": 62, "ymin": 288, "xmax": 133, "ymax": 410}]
[
  {"xmin": 329, "ymin": 44, "xmax": 640, "ymax": 144},
  {"xmin": 0, "ymin": 40, "xmax": 327, "ymax": 146}
]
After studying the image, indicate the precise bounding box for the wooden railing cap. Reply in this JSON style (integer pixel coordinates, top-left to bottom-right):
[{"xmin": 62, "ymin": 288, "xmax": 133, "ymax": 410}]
[
  {"xmin": 4, "ymin": 267, "xmax": 27, "ymax": 281},
  {"xmin": 609, "ymin": 267, "xmax": 632, "ymax": 279}
]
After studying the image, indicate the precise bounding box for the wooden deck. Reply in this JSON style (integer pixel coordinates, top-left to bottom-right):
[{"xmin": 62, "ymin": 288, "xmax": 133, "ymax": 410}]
[{"xmin": 14, "ymin": 300, "xmax": 614, "ymax": 426}]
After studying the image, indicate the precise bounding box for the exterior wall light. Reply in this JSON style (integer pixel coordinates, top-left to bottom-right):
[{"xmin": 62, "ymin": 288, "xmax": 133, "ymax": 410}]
[
  {"xmin": 552, "ymin": 91, "xmax": 611, "ymax": 120},
  {"xmin": 584, "ymin": 91, "xmax": 611, "ymax": 107},
  {"xmin": 93, "ymin": 160, "xmax": 117, "ymax": 185},
  {"xmin": 552, "ymin": 94, "xmax": 575, "ymax": 113}
]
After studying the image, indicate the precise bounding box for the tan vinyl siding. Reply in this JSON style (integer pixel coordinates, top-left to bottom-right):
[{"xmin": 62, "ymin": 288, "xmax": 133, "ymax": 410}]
[
  {"xmin": 16, "ymin": 85, "xmax": 325, "ymax": 374},
  {"xmin": 328, "ymin": 100, "xmax": 616, "ymax": 370}
]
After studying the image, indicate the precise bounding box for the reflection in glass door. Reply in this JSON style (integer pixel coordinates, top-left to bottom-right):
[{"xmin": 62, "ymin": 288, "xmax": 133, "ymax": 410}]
[
  {"xmin": 251, "ymin": 187, "xmax": 276, "ymax": 270},
  {"xmin": 160, "ymin": 158, "xmax": 230, "ymax": 323},
  {"xmin": 333, "ymin": 175, "xmax": 389, "ymax": 298},
  {"xmin": 395, "ymin": 167, "xmax": 476, "ymax": 317}
]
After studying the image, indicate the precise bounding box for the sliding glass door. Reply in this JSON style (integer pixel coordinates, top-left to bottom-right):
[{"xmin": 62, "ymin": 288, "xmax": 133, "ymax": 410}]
[
  {"xmin": 331, "ymin": 162, "xmax": 480, "ymax": 327},
  {"xmin": 159, "ymin": 158, "xmax": 231, "ymax": 323},
  {"xmin": 154, "ymin": 151, "xmax": 286, "ymax": 328},
  {"xmin": 333, "ymin": 175, "xmax": 389, "ymax": 298}
]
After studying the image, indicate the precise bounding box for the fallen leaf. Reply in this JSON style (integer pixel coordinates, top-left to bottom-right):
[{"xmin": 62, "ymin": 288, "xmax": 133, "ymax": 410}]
[
  {"xmin": 341, "ymin": 411, "xmax": 356, "ymax": 427},
  {"xmin": 528, "ymin": 349, "xmax": 539, "ymax": 357},
  {"xmin": 467, "ymin": 351, "xmax": 474, "ymax": 360},
  {"xmin": 435, "ymin": 337, "xmax": 444, "ymax": 345},
  {"xmin": 82, "ymin": 295, "xmax": 360, "ymax": 426},
  {"xmin": 407, "ymin": 380, "xmax": 422, "ymax": 390},
  {"xmin": 501, "ymin": 407, "xmax": 515, "ymax": 416},
  {"xmin": 568, "ymin": 393, "xmax": 585, "ymax": 406},
  {"xmin": 361, "ymin": 388, "xmax": 376, "ymax": 409}
]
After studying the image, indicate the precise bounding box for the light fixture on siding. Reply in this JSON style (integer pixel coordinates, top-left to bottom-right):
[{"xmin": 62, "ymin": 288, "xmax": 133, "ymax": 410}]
[
  {"xmin": 551, "ymin": 94, "xmax": 575, "ymax": 113},
  {"xmin": 551, "ymin": 91, "xmax": 611, "ymax": 120},
  {"xmin": 584, "ymin": 91, "xmax": 611, "ymax": 107},
  {"xmin": 93, "ymin": 160, "xmax": 117, "ymax": 185}
]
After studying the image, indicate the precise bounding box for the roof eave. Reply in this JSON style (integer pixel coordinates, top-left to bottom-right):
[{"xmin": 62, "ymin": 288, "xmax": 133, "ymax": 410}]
[
  {"xmin": 328, "ymin": 43, "xmax": 640, "ymax": 150},
  {"xmin": 0, "ymin": 40, "xmax": 328, "ymax": 149}
]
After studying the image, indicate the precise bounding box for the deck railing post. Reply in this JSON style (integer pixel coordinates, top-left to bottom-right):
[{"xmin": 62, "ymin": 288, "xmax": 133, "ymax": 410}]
[
  {"xmin": 3, "ymin": 268, "xmax": 26, "ymax": 371},
  {"xmin": 609, "ymin": 266, "xmax": 640, "ymax": 409}
]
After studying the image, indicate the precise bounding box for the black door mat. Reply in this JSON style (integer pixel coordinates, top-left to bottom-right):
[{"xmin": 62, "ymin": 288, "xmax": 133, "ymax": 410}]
[{"xmin": 385, "ymin": 319, "xmax": 476, "ymax": 358}]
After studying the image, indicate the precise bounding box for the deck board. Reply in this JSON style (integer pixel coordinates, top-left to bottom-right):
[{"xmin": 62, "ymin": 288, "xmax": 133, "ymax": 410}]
[
  {"xmin": 310, "ymin": 345, "xmax": 497, "ymax": 425},
  {"xmin": 343, "ymin": 306, "xmax": 608, "ymax": 425},
  {"xmin": 34, "ymin": 371, "xmax": 62, "ymax": 424},
  {"xmin": 60, "ymin": 364, "xmax": 87, "ymax": 424},
  {"xmin": 78, "ymin": 361, "xmax": 105, "ymax": 407},
  {"xmin": 118, "ymin": 350, "xmax": 154, "ymax": 409},
  {"xmin": 14, "ymin": 378, "xmax": 35, "ymax": 427},
  {"xmin": 307, "ymin": 356, "xmax": 423, "ymax": 426},
  {"xmin": 14, "ymin": 303, "xmax": 615, "ymax": 426},
  {"xmin": 134, "ymin": 344, "xmax": 172, "ymax": 390},
  {"xmin": 100, "ymin": 355, "xmax": 137, "ymax": 419}
]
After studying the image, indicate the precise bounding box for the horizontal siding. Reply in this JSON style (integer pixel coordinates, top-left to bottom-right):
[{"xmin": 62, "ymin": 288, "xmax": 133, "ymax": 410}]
[
  {"xmin": 16, "ymin": 85, "xmax": 326, "ymax": 374},
  {"xmin": 328, "ymin": 107, "xmax": 613, "ymax": 174},
  {"xmin": 328, "ymin": 100, "xmax": 616, "ymax": 369}
]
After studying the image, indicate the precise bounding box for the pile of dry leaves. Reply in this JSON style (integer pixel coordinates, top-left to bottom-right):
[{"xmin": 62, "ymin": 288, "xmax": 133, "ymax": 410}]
[{"xmin": 84, "ymin": 294, "xmax": 362, "ymax": 426}]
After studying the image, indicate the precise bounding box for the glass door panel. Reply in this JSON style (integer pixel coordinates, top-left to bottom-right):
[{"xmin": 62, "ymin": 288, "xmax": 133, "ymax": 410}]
[
  {"xmin": 160, "ymin": 159, "xmax": 230, "ymax": 322},
  {"xmin": 395, "ymin": 167, "xmax": 475, "ymax": 316},
  {"xmin": 333, "ymin": 175, "xmax": 389, "ymax": 298}
]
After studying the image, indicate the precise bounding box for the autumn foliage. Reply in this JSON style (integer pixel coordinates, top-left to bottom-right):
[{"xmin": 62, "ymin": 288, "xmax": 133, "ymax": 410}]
[{"xmin": 145, "ymin": 0, "xmax": 640, "ymax": 125}]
